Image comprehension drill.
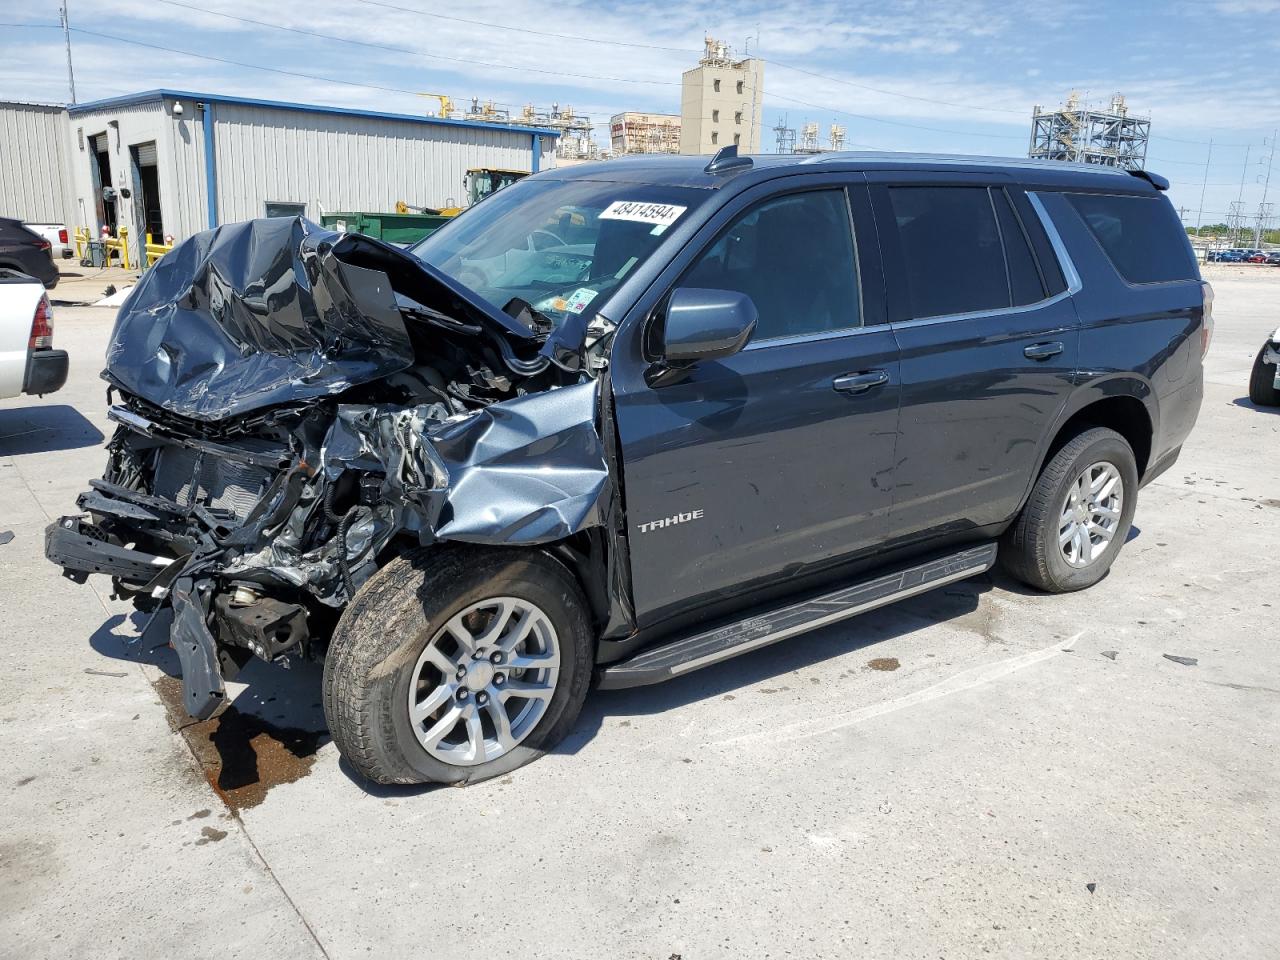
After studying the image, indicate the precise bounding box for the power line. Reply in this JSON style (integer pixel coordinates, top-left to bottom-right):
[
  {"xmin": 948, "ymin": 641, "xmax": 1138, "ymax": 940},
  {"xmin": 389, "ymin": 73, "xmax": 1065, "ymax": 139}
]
[
  {"xmin": 146, "ymin": 3, "xmax": 680, "ymax": 86},
  {"xmin": 767, "ymin": 90, "xmax": 1025, "ymax": 141},
  {"xmin": 762, "ymin": 56, "xmax": 1026, "ymax": 116},
  {"xmin": 8, "ymin": 18, "xmax": 1273, "ymax": 164},
  {"xmin": 10, "ymin": 20, "xmax": 679, "ymax": 93},
  {"xmin": 355, "ymin": 0, "xmax": 697, "ymax": 53}
]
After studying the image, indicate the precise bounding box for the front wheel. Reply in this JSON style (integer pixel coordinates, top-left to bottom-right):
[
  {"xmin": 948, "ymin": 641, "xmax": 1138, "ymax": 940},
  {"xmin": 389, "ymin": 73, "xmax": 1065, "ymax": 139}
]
[
  {"xmin": 323, "ymin": 546, "xmax": 594, "ymax": 785},
  {"xmin": 1000, "ymin": 427, "xmax": 1139, "ymax": 593},
  {"xmin": 1249, "ymin": 346, "xmax": 1280, "ymax": 407}
]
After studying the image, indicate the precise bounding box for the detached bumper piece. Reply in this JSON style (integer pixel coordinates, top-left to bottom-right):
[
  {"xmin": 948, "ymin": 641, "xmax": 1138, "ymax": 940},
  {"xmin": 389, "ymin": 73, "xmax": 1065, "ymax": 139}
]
[{"xmin": 45, "ymin": 516, "xmax": 173, "ymax": 585}]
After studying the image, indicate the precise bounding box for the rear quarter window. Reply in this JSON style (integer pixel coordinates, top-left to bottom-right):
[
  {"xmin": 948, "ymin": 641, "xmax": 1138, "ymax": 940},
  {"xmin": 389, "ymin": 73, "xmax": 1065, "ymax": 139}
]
[{"xmin": 1065, "ymin": 193, "xmax": 1196, "ymax": 284}]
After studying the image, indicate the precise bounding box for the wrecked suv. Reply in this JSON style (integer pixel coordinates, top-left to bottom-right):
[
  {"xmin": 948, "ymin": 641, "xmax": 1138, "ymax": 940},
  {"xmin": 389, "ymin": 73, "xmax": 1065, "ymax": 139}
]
[{"xmin": 47, "ymin": 150, "xmax": 1209, "ymax": 784}]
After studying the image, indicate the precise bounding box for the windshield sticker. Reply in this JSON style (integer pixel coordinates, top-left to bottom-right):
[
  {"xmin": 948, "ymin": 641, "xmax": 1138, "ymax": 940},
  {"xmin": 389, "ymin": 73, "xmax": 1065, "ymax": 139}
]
[
  {"xmin": 599, "ymin": 201, "xmax": 687, "ymax": 236},
  {"xmin": 564, "ymin": 288, "xmax": 599, "ymax": 314}
]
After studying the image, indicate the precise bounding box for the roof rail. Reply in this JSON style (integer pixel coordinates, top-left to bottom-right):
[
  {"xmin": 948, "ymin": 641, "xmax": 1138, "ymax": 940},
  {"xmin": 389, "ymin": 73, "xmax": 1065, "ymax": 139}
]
[
  {"xmin": 1127, "ymin": 168, "xmax": 1169, "ymax": 191},
  {"xmin": 704, "ymin": 144, "xmax": 753, "ymax": 174}
]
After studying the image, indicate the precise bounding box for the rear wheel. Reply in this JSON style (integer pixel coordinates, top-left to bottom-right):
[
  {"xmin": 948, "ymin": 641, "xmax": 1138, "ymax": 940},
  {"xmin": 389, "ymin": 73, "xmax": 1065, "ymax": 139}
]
[
  {"xmin": 1000, "ymin": 427, "xmax": 1139, "ymax": 593},
  {"xmin": 1249, "ymin": 346, "xmax": 1280, "ymax": 407},
  {"xmin": 323, "ymin": 546, "xmax": 593, "ymax": 785}
]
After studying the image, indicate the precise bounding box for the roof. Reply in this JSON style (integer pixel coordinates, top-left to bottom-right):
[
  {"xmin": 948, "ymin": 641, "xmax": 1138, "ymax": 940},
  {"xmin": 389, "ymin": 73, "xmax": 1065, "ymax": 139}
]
[
  {"xmin": 0, "ymin": 100, "xmax": 68, "ymax": 112},
  {"xmin": 64, "ymin": 89, "xmax": 561, "ymax": 138},
  {"xmin": 540, "ymin": 150, "xmax": 1155, "ymax": 192}
]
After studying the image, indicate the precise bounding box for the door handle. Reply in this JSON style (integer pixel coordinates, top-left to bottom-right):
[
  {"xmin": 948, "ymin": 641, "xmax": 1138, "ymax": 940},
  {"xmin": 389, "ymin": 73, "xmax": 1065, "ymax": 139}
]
[
  {"xmin": 832, "ymin": 370, "xmax": 890, "ymax": 394},
  {"xmin": 1024, "ymin": 341, "xmax": 1064, "ymax": 361}
]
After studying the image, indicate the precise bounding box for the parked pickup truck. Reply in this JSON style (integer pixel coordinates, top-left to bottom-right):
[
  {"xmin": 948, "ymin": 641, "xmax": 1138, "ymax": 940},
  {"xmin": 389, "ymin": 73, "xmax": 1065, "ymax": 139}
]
[
  {"xmin": 45, "ymin": 151, "xmax": 1208, "ymax": 786},
  {"xmin": 25, "ymin": 223, "xmax": 72, "ymax": 260},
  {"xmin": 0, "ymin": 268, "xmax": 68, "ymax": 399}
]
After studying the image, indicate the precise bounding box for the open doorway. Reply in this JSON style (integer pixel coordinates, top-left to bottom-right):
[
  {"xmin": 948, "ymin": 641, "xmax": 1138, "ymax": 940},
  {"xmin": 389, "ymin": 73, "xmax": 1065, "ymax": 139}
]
[
  {"xmin": 130, "ymin": 142, "xmax": 163, "ymax": 254},
  {"xmin": 89, "ymin": 132, "xmax": 117, "ymax": 233}
]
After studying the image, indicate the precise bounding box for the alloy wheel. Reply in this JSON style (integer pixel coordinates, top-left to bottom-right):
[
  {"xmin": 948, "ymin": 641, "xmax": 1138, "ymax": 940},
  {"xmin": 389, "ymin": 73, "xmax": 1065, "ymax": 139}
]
[
  {"xmin": 407, "ymin": 596, "xmax": 560, "ymax": 766},
  {"xmin": 1059, "ymin": 461, "xmax": 1124, "ymax": 568}
]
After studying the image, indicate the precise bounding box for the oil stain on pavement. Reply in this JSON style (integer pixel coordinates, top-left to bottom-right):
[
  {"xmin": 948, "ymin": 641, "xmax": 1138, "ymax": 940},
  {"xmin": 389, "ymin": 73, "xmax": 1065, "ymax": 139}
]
[{"xmin": 156, "ymin": 676, "xmax": 329, "ymax": 812}]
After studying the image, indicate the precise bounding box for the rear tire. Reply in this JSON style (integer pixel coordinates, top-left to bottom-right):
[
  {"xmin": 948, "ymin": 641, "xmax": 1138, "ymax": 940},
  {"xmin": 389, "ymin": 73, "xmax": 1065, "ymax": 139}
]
[
  {"xmin": 323, "ymin": 545, "xmax": 593, "ymax": 785},
  {"xmin": 1249, "ymin": 346, "xmax": 1280, "ymax": 407},
  {"xmin": 1000, "ymin": 427, "xmax": 1139, "ymax": 593}
]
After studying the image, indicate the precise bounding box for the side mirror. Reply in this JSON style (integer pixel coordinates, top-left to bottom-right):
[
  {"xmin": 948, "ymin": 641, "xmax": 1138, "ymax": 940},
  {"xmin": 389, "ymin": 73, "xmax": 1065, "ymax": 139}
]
[{"xmin": 661, "ymin": 287, "xmax": 757, "ymax": 364}]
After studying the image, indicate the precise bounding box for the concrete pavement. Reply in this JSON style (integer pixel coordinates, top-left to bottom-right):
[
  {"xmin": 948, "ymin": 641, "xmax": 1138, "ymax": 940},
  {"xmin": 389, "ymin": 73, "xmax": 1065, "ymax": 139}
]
[{"xmin": 1, "ymin": 272, "xmax": 1277, "ymax": 959}]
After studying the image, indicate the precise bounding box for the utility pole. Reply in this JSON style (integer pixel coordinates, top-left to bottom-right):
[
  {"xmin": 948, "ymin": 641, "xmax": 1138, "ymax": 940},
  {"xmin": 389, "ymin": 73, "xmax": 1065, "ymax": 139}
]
[
  {"xmin": 1255, "ymin": 130, "xmax": 1276, "ymax": 249},
  {"xmin": 60, "ymin": 1, "xmax": 76, "ymax": 104},
  {"xmin": 1195, "ymin": 139, "xmax": 1212, "ymax": 236},
  {"xmin": 1232, "ymin": 145, "xmax": 1250, "ymax": 246}
]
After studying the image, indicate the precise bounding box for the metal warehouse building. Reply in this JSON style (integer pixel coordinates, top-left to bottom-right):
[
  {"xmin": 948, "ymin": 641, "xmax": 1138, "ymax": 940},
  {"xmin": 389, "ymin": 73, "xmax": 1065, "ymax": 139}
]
[{"xmin": 0, "ymin": 90, "xmax": 559, "ymax": 264}]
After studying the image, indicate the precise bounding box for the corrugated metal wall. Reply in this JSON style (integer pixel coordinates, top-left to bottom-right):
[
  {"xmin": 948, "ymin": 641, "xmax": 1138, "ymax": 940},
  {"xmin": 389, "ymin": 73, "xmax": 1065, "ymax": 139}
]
[
  {"xmin": 0, "ymin": 103, "xmax": 73, "ymax": 224},
  {"xmin": 211, "ymin": 103, "xmax": 543, "ymax": 222}
]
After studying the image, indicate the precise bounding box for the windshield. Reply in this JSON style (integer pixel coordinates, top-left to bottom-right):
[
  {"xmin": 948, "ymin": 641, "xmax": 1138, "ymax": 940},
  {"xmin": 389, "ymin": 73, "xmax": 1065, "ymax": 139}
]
[{"xmin": 409, "ymin": 179, "xmax": 707, "ymax": 329}]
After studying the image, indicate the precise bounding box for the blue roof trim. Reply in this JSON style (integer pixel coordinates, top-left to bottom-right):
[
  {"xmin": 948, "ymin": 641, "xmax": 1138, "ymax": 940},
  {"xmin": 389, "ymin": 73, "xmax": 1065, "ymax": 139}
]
[{"xmin": 65, "ymin": 88, "xmax": 561, "ymax": 138}]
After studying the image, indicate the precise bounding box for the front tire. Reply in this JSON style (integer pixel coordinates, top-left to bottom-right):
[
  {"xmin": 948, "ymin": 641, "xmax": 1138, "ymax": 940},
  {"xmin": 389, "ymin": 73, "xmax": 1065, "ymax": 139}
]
[
  {"xmin": 1249, "ymin": 346, "xmax": 1280, "ymax": 407},
  {"xmin": 323, "ymin": 546, "xmax": 593, "ymax": 785},
  {"xmin": 1000, "ymin": 427, "xmax": 1139, "ymax": 593}
]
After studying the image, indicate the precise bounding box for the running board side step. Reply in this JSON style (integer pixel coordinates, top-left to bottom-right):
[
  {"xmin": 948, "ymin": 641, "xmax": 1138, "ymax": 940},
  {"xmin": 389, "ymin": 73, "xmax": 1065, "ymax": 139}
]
[{"xmin": 598, "ymin": 543, "xmax": 997, "ymax": 690}]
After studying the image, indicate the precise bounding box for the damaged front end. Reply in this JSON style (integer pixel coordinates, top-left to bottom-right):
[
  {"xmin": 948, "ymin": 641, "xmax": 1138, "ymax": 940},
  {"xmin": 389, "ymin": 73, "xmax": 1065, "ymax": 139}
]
[{"xmin": 46, "ymin": 217, "xmax": 618, "ymax": 719}]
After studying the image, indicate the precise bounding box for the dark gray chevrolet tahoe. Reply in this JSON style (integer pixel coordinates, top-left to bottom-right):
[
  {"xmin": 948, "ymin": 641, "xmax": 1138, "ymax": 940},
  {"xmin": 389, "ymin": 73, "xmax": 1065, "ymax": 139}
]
[{"xmin": 46, "ymin": 150, "xmax": 1209, "ymax": 784}]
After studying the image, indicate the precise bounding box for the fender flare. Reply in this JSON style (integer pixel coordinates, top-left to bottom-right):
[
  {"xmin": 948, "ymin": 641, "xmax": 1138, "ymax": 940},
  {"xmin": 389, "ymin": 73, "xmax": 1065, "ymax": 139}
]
[{"xmin": 1014, "ymin": 375, "xmax": 1158, "ymax": 512}]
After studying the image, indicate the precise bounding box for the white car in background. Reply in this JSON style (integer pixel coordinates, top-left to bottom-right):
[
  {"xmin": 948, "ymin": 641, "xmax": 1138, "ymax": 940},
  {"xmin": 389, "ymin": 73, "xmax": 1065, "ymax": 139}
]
[
  {"xmin": 1251, "ymin": 326, "xmax": 1280, "ymax": 407},
  {"xmin": 0, "ymin": 268, "xmax": 68, "ymax": 400}
]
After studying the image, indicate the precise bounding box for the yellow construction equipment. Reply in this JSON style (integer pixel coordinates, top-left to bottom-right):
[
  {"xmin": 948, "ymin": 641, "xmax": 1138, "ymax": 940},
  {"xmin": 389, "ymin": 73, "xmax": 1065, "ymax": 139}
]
[{"xmin": 416, "ymin": 93, "xmax": 454, "ymax": 118}]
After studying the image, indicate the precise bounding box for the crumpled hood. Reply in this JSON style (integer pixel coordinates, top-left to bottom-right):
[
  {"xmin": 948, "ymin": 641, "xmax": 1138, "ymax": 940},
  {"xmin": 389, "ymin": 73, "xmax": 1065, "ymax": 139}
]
[{"xmin": 103, "ymin": 217, "xmax": 553, "ymax": 422}]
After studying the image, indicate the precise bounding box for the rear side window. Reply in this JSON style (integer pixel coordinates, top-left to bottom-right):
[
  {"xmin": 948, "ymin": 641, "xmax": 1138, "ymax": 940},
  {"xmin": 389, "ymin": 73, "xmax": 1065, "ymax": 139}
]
[
  {"xmin": 992, "ymin": 189, "xmax": 1045, "ymax": 306},
  {"xmin": 1065, "ymin": 193, "xmax": 1196, "ymax": 283},
  {"xmin": 889, "ymin": 186, "xmax": 1022, "ymax": 319}
]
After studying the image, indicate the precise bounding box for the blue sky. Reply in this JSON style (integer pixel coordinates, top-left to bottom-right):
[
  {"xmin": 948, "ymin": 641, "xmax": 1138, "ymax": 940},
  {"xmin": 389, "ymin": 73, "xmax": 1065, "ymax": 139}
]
[{"xmin": 5, "ymin": 0, "xmax": 1280, "ymax": 225}]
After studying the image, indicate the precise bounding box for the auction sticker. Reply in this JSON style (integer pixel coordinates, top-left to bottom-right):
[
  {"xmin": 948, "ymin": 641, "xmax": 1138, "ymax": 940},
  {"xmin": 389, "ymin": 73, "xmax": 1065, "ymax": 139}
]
[
  {"xmin": 564, "ymin": 287, "xmax": 599, "ymax": 313},
  {"xmin": 599, "ymin": 200, "xmax": 687, "ymax": 235}
]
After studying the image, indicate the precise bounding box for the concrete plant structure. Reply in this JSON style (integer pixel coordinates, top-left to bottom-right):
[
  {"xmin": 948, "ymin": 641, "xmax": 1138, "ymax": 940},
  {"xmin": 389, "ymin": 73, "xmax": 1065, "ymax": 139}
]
[{"xmin": 679, "ymin": 37, "xmax": 763, "ymax": 155}]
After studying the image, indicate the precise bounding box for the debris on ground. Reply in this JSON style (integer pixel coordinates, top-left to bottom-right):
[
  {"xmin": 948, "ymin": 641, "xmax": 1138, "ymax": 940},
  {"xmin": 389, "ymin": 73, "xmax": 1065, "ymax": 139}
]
[
  {"xmin": 867, "ymin": 657, "xmax": 901, "ymax": 671},
  {"xmin": 94, "ymin": 284, "xmax": 134, "ymax": 307},
  {"xmin": 1086, "ymin": 882, "xmax": 1097, "ymax": 894},
  {"xmin": 1101, "ymin": 650, "xmax": 1118, "ymax": 661},
  {"xmin": 1163, "ymin": 654, "xmax": 1199, "ymax": 666},
  {"xmin": 83, "ymin": 668, "xmax": 129, "ymax": 678},
  {"xmin": 0, "ymin": 530, "xmax": 13, "ymax": 545}
]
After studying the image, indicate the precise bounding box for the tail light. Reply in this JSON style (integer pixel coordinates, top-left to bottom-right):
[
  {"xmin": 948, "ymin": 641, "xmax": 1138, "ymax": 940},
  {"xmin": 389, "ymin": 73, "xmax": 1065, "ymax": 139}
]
[
  {"xmin": 29, "ymin": 295, "xmax": 53, "ymax": 350},
  {"xmin": 58, "ymin": 228, "xmax": 68, "ymax": 244},
  {"xmin": 34, "ymin": 238, "xmax": 51, "ymax": 251},
  {"xmin": 1200, "ymin": 281, "xmax": 1214, "ymax": 358}
]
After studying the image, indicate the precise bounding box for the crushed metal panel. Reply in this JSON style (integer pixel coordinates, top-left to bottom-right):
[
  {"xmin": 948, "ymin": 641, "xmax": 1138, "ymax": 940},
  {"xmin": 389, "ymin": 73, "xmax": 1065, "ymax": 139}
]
[
  {"xmin": 430, "ymin": 380, "xmax": 609, "ymax": 544},
  {"xmin": 105, "ymin": 217, "xmax": 416, "ymax": 421}
]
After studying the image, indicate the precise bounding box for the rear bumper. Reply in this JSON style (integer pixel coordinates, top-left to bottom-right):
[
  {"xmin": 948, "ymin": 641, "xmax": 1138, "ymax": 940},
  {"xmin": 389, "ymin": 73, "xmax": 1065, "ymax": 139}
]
[{"xmin": 23, "ymin": 349, "xmax": 68, "ymax": 395}]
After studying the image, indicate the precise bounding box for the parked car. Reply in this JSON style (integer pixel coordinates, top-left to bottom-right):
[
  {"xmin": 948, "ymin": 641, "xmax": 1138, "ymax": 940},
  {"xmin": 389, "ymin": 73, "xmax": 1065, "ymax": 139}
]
[
  {"xmin": 25, "ymin": 222, "xmax": 72, "ymax": 259},
  {"xmin": 1209, "ymin": 249, "xmax": 1244, "ymax": 262},
  {"xmin": 1250, "ymin": 326, "xmax": 1280, "ymax": 406},
  {"xmin": 0, "ymin": 218, "xmax": 59, "ymax": 289},
  {"xmin": 45, "ymin": 151, "xmax": 1208, "ymax": 785},
  {"xmin": 1264, "ymin": 252, "xmax": 1280, "ymax": 265},
  {"xmin": 0, "ymin": 268, "xmax": 68, "ymax": 399},
  {"xmin": 1246, "ymin": 252, "xmax": 1268, "ymax": 263}
]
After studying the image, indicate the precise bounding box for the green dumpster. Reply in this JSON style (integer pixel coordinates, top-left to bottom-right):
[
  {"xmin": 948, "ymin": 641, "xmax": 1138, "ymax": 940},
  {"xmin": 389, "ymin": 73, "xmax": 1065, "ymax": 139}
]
[{"xmin": 320, "ymin": 211, "xmax": 452, "ymax": 246}]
